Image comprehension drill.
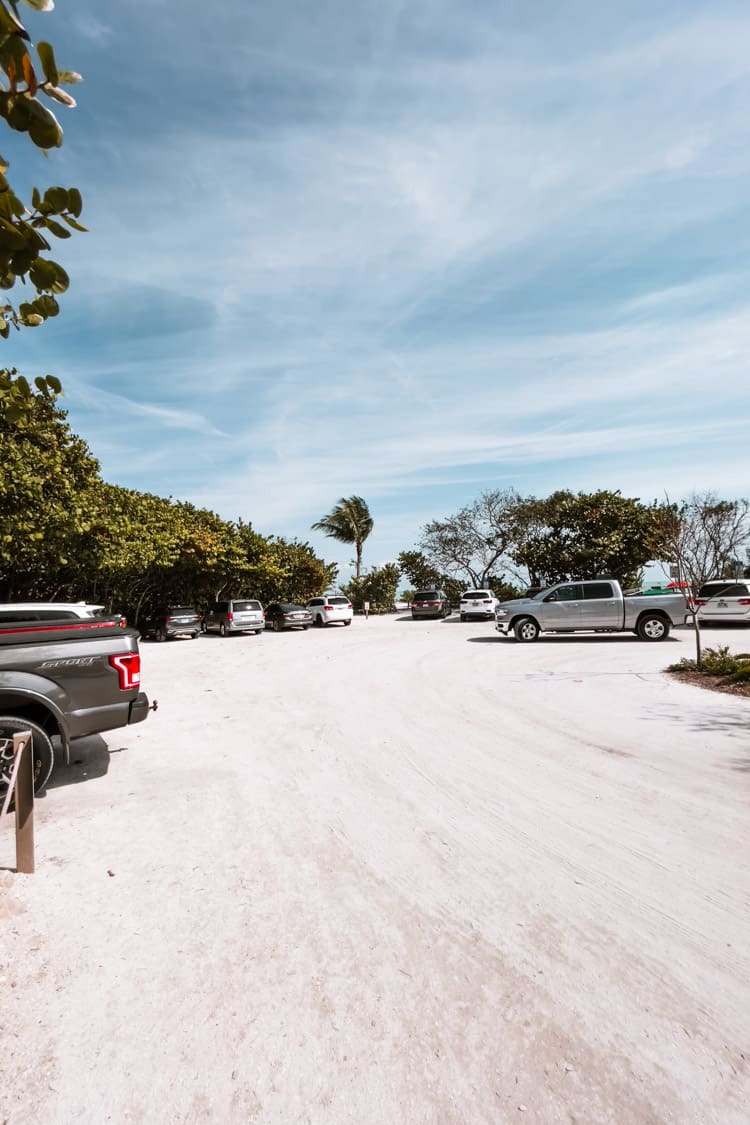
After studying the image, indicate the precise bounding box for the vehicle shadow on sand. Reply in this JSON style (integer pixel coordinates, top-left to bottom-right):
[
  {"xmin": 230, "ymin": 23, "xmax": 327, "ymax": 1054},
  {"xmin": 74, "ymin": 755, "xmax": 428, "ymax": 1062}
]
[
  {"xmin": 43, "ymin": 733, "xmax": 114, "ymax": 794},
  {"xmin": 467, "ymin": 634, "xmax": 683, "ymax": 644}
]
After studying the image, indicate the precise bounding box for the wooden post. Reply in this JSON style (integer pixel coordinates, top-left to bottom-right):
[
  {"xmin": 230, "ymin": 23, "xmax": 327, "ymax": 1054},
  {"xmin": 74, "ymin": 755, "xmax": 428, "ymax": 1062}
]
[{"xmin": 13, "ymin": 731, "xmax": 35, "ymax": 874}]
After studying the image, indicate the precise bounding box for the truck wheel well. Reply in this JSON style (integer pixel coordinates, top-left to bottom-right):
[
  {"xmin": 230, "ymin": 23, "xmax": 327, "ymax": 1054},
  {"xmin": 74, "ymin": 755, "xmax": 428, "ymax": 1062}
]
[{"xmin": 0, "ymin": 698, "xmax": 60, "ymax": 742}]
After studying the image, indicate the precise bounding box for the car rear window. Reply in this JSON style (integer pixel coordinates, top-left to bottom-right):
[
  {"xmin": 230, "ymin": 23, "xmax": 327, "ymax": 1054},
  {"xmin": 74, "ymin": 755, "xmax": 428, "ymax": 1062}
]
[
  {"xmin": 462, "ymin": 591, "xmax": 490, "ymax": 599},
  {"xmin": 168, "ymin": 606, "xmax": 198, "ymax": 614},
  {"xmin": 698, "ymin": 582, "xmax": 750, "ymax": 598},
  {"xmin": 233, "ymin": 600, "xmax": 261, "ymax": 611},
  {"xmin": 414, "ymin": 591, "xmax": 440, "ymax": 600},
  {"xmin": 327, "ymin": 597, "xmax": 349, "ymax": 605}
]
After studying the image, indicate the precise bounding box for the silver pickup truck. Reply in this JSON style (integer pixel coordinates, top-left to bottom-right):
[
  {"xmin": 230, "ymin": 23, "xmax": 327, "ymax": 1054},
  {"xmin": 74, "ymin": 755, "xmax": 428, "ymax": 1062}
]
[{"xmin": 494, "ymin": 579, "xmax": 687, "ymax": 642}]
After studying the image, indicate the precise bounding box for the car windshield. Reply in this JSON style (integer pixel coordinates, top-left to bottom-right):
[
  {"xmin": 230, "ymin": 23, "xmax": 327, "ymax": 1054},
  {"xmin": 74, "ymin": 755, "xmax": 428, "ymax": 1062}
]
[{"xmin": 234, "ymin": 601, "xmax": 261, "ymax": 611}]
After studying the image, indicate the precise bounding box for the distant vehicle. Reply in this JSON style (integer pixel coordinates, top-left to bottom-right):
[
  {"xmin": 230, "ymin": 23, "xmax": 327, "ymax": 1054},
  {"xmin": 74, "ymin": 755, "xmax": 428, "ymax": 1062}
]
[
  {"xmin": 495, "ymin": 579, "xmax": 687, "ymax": 642},
  {"xmin": 202, "ymin": 599, "xmax": 265, "ymax": 636},
  {"xmin": 411, "ymin": 590, "xmax": 451, "ymax": 620},
  {"xmin": 139, "ymin": 605, "xmax": 201, "ymax": 642},
  {"xmin": 695, "ymin": 579, "xmax": 750, "ymax": 626},
  {"xmin": 306, "ymin": 596, "xmax": 353, "ymax": 627},
  {"xmin": 265, "ymin": 603, "xmax": 313, "ymax": 632},
  {"xmin": 459, "ymin": 590, "xmax": 498, "ymax": 621},
  {"xmin": 0, "ymin": 602, "xmax": 107, "ymax": 622}
]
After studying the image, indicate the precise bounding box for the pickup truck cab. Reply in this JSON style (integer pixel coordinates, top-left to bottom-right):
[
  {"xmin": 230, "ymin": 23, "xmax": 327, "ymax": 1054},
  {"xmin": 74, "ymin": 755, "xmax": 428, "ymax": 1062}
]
[
  {"xmin": 495, "ymin": 579, "xmax": 687, "ymax": 642},
  {"xmin": 0, "ymin": 614, "xmax": 152, "ymax": 797}
]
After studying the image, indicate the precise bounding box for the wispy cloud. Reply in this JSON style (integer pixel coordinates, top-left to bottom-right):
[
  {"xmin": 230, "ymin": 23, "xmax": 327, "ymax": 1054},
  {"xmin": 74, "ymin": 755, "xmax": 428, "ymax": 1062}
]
[{"xmin": 9, "ymin": 1, "xmax": 750, "ymax": 573}]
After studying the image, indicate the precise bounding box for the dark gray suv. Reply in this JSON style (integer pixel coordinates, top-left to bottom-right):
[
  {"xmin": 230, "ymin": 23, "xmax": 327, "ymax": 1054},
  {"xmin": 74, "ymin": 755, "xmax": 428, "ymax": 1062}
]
[{"xmin": 411, "ymin": 590, "xmax": 451, "ymax": 620}]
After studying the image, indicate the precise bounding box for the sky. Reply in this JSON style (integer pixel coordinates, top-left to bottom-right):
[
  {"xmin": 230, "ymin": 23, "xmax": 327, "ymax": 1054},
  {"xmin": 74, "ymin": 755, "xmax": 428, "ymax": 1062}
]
[{"xmin": 5, "ymin": 0, "xmax": 750, "ymax": 582}]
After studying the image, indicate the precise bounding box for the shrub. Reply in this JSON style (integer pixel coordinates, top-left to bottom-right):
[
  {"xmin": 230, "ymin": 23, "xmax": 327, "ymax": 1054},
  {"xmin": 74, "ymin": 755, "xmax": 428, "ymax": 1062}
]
[{"xmin": 670, "ymin": 646, "xmax": 750, "ymax": 676}]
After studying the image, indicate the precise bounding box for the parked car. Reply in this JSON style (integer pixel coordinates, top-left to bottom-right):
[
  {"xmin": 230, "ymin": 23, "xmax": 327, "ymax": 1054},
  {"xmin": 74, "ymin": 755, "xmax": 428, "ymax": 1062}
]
[
  {"xmin": 265, "ymin": 603, "xmax": 313, "ymax": 631},
  {"xmin": 411, "ymin": 590, "xmax": 451, "ymax": 620},
  {"xmin": 306, "ymin": 595, "xmax": 353, "ymax": 627},
  {"xmin": 139, "ymin": 605, "xmax": 201, "ymax": 641},
  {"xmin": 0, "ymin": 602, "xmax": 108, "ymax": 622},
  {"xmin": 459, "ymin": 589, "xmax": 498, "ymax": 621},
  {"xmin": 695, "ymin": 579, "xmax": 750, "ymax": 626},
  {"xmin": 202, "ymin": 598, "xmax": 265, "ymax": 636}
]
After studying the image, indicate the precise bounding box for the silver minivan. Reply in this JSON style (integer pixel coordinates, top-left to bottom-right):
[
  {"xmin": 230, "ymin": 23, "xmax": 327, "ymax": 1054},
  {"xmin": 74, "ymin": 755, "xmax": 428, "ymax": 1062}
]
[{"xmin": 202, "ymin": 599, "xmax": 265, "ymax": 636}]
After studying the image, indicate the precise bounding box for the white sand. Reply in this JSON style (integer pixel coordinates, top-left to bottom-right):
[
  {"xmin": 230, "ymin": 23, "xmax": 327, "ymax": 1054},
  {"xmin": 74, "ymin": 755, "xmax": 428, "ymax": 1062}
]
[{"xmin": 2, "ymin": 617, "xmax": 749, "ymax": 1124}]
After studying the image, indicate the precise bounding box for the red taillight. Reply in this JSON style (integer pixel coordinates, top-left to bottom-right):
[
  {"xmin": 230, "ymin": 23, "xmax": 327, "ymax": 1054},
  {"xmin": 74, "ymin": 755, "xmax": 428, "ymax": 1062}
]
[
  {"xmin": 738, "ymin": 599, "xmax": 750, "ymax": 606},
  {"xmin": 261, "ymin": 610, "xmax": 265, "ymax": 618},
  {"xmin": 347, "ymin": 604, "xmax": 352, "ymax": 609},
  {"xmin": 324, "ymin": 605, "xmax": 333, "ymax": 611},
  {"xmin": 694, "ymin": 599, "xmax": 707, "ymax": 607},
  {"xmin": 227, "ymin": 612, "xmax": 233, "ymax": 621},
  {"xmin": 109, "ymin": 653, "xmax": 141, "ymax": 691}
]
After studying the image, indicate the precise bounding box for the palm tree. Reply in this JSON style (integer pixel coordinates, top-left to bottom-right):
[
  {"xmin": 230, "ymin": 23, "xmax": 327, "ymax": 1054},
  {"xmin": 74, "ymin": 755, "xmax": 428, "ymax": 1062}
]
[{"xmin": 311, "ymin": 496, "xmax": 373, "ymax": 579}]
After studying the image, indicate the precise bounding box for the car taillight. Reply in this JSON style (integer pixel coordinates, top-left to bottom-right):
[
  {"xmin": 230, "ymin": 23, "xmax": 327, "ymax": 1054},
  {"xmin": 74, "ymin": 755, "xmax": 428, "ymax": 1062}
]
[
  {"xmin": 109, "ymin": 653, "xmax": 141, "ymax": 690},
  {"xmin": 347, "ymin": 604, "xmax": 352, "ymax": 609},
  {"xmin": 227, "ymin": 612, "xmax": 233, "ymax": 621},
  {"xmin": 324, "ymin": 605, "xmax": 333, "ymax": 611},
  {"xmin": 694, "ymin": 599, "xmax": 707, "ymax": 606},
  {"xmin": 738, "ymin": 599, "xmax": 750, "ymax": 606}
]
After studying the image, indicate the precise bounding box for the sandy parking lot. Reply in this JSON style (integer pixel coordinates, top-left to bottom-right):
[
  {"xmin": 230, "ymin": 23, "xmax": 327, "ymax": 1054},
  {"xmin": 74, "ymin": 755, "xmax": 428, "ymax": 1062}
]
[{"xmin": 2, "ymin": 616, "xmax": 749, "ymax": 1124}]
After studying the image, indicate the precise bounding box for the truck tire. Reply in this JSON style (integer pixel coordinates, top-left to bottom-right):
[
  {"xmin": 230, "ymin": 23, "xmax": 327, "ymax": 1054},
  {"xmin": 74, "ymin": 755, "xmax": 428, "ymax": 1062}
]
[
  {"xmin": 0, "ymin": 716, "xmax": 55, "ymax": 799},
  {"xmin": 637, "ymin": 614, "xmax": 670, "ymax": 641},
  {"xmin": 514, "ymin": 617, "xmax": 540, "ymax": 642}
]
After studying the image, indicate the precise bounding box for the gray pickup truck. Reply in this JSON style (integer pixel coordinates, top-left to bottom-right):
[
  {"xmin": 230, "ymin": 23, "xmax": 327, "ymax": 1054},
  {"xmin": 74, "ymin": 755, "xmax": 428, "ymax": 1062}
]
[
  {"xmin": 494, "ymin": 579, "xmax": 687, "ymax": 642},
  {"xmin": 0, "ymin": 615, "xmax": 152, "ymax": 797}
]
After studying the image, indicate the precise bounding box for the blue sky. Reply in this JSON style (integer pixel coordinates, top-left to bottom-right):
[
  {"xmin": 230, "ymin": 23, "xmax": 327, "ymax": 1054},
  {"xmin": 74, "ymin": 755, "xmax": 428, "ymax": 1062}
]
[{"xmin": 6, "ymin": 0, "xmax": 750, "ymax": 580}]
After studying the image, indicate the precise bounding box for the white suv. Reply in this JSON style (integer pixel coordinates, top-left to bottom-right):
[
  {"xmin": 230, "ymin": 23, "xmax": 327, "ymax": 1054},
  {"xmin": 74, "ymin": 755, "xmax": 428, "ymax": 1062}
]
[
  {"xmin": 306, "ymin": 595, "xmax": 353, "ymax": 627},
  {"xmin": 459, "ymin": 589, "xmax": 498, "ymax": 621},
  {"xmin": 695, "ymin": 579, "xmax": 750, "ymax": 625},
  {"xmin": 0, "ymin": 602, "xmax": 107, "ymax": 622}
]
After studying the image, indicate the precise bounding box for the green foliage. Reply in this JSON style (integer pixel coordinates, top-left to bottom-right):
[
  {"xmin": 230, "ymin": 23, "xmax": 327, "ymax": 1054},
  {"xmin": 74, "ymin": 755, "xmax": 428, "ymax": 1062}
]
[
  {"xmin": 397, "ymin": 549, "xmax": 441, "ymax": 590},
  {"xmin": 0, "ymin": 364, "xmax": 59, "ymax": 422},
  {"xmin": 0, "ymin": 0, "xmax": 84, "ymax": 335},
  {"xmin": 511, "ymin": 490, "xmax": 659, "ymax": 587},
  {"xmin": 0, "ymin": 384, "xmax": 336, "ymax": 611},
  {"xmin": 0, "ymin": 386, "xmax": 100, "ymax": 598},
  {"xmin": 251, "ymin": 536, "xmax": 338, "ymax": 605},
  {"xmin": 342, "ymin": 563, "xmax": 400, "ymax": 613},
  {"xmin": 311, "ymin": 495, "xmax": 373, "ymax": 579},
  {"xmin": 668, "ymin": 646, "xmax": 750, "ymax": 676}
]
